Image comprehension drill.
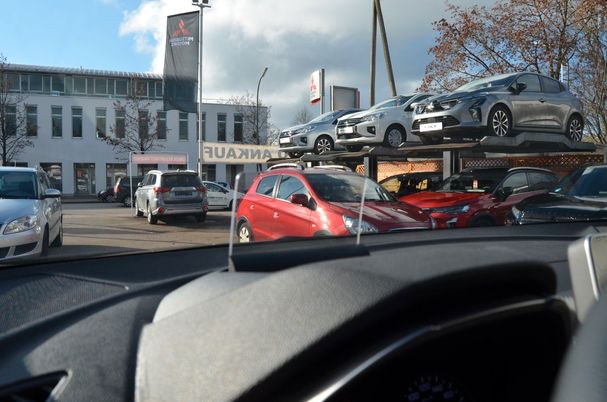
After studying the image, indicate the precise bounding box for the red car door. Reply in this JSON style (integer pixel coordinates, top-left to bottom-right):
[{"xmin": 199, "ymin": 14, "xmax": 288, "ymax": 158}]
[
  {"xmin": 490, "ymin": 171, "xmax": 550, "ymax": 224},
  {"xmin": 246, "ymin": 175, "xmax": 280, "ymax": 241},
  {"xmin": 272, "ymin": 174, "xmax": 312, "ymax": 238}
]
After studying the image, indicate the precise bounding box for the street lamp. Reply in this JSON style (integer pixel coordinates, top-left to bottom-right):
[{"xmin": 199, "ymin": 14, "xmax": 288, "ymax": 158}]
[
  {"xmin": 255, "ymin": 67, "xmax": 268, "ymax": 145},
  {"xmin": 192, "ymin": 0, "xmax": 211, "ymax": 178}
]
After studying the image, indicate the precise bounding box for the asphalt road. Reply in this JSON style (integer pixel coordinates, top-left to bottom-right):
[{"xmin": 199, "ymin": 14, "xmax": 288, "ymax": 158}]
[{"xmin": 48, "ymin": 202, "xmax": 233, "ymax": 260}]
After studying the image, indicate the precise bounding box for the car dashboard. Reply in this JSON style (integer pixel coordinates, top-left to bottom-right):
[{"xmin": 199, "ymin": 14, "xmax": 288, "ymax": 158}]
[{"xmin": 0, "ymin": 222, "xmax": 604, "ymax": 402}]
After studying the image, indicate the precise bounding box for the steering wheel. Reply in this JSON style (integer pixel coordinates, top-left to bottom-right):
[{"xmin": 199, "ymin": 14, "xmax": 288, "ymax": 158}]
[{"xmin": 553, "ymin": 293, "xmax": 607, "ymax": 401}]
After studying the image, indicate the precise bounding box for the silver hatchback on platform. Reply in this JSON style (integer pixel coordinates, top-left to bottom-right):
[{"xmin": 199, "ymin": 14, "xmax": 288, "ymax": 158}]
[
  {"xmin": 412, "ymin": 72, "xmax": 584, "ymax": 144},
  {"xmin": 134, "ymin": 170, "xmax": 209, "ymax": 225}
]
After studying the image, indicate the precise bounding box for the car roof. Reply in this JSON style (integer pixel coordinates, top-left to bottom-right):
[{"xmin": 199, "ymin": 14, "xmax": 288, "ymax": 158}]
[
  {"xmin": 148, "ymin": 169, "xmax": 198, "ymax": 175},
  {"xmin": 0, "ymin": 167, "xmax": 38, "ymax": 173}
]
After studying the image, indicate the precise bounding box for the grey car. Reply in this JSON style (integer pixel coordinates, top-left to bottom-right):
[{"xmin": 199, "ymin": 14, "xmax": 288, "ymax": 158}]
[
  {"xmin": 134, "ymin": 170, "xmax": 209, "ymax": 225},
  {"xmin": 278, "ymin": 109, "xmax": 360, "ymax": 157},
  {"xmin": 412, "ymin": 72, "xmax": 584, "ymax": 144},
  {"xmin": 0, "ymin": 167, "xmax": 62, "ymax": 262}
]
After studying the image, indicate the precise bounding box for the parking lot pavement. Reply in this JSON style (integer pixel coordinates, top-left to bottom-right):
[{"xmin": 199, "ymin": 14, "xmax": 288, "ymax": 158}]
[{"xmin": 48, "ymin": 202, "xmax": 232, "ymax": 260}]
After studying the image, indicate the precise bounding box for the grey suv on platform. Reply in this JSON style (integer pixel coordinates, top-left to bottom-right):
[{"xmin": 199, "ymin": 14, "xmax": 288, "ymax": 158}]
[
  {"xmin": 278, "ymin": 109, "xmax": 360, "ymax": 157},
  {"xmin": 412, "ymin": 72, "xmax": 584, "ymax": 144},
  {"xmin": 133, "ymin": 170, "xmax": 209, "ymax": 225}
]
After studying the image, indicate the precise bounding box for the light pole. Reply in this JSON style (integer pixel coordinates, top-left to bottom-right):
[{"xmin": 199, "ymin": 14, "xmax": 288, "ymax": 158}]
[
  {"xmin": 192, "ymin": 0, "xmax": 211, "ymax": 178},
  {"xmin": 255, "ymin": 67, "xmax": 268, "ymax": 145}
]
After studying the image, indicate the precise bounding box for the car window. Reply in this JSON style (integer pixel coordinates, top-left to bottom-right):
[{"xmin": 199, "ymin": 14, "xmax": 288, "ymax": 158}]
[
  {"xmin": 528, "ymin": 172, "xmax": 559, "ymax": 191},
  {"xmin": 439, "ymin": 170, "xmax": 505, "ymax": 193},
  {"xmin": 206, "ymin": 183, "xmax": 222, "ymax": 192},
  {"xmin": 541, "ymin": 76, "xmax": 562, "ymax": 94},
  {"xmin": 381, "ymin": 177, "xmax": 401, "ymax": 193},
  {"xmin": 501, "ymin": 172, "xmax": 529, "ymax": 194},
  {"xmin": 305, "ymin": 173, "xmax": 395, "ymax": 202},
  {"xmin": 554, "ymin": 166, "xmax": 607, "ymax": 198},
  {"xmin": 256, "ymin": 175, "xmax": 278, "ymax": 197},
  {"xmin": 37, "ymin": 173, "xmax": 49, "ymax": 194},
  {"xmin": 277, "ymin": 175, "xmax": 309, "ymax": 200},
  {"xmin": 0, "ymin": 171, "xmax": 37, "ymax": 199},
  {"xmin": 161, "ymin": 174, "xmax": 202, "ymax": 188},
  {"xmin": 515, "ymin": 74, "xmax": 541, "ymax": 93}
]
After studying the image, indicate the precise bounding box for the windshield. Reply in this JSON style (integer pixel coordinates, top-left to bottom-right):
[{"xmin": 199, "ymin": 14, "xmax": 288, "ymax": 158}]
[
  {"xmin": 552, "ymin": 167, "xmax": 607, "ymax": 198},
  {"xmin": 438, "ymin": 170, "xmax": 505, "ymax": 193},
  {"xmin": 0, "ymin": 171, "xmax": 37, "ymax": 199},
  {"xmin": 305, "ymin": 174, "xmax": 396, "ymax": 202},
  {"xmin": 369, "ymin": 96, "xmax": 412, "ymax": 111},
  {"xmin": 453, "ymin": 74, "xmax": 516, "ymax": 93}
]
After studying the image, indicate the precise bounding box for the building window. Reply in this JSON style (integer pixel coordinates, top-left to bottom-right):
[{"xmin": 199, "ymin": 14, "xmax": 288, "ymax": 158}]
[
  {"xmin": 217, "ymin": 113, "xmax": 226, "ymax": 141},
  {"xmin": 135, "ymin": 81, "xmax": 148, "ymax": 97},
  {"xmin": 155, "ymin": 82, "xmax": 163, "ymax": 98},
  {"xmin": 168, "ymin": 164, "xmax": 187, "ymax": 170},
  {"xmin": 96, "ymin": 108, "xmax": 107, "ymax": 138},
  {"xmin": 40, "ymin": 163, "xmax": 63, "ymax": 191},
  {"xmin": 73, "ymin": 77, "xmax": 86, "ymax": 94},
  {"xmin": 86, "ymin": 78, "xmax": 94, "ymax": 95},
  {"xmin": 51, "ymin": 106, "xmax": 62, "ymax": 138},
  {"xmin": 29, "ymin": 75, "xmax": 42, "ymax": 92},
  {"xmin": 6, "ymin": 105, "xmax": 16, "ymax": 136},
  {"xmin": 43, "ymin": 76, "xmax": 51, "ymax": 93},
  {"xmin": 95, "ymin": 78, "xmax": 108, "ymax": 95},
  {"xmin": 26, "ymin": 105, "xmax": 37, "ymax": 136},
  {"xmin": 157, "ymin": 111, "xmax": 167, "ymax": 140},
  {"xmin": 206, "ymin": 164, "xmax": 216, "ymax": 181},
  {"xmin": 74, "ymin": 163, "xmax": 96, "ymax": 195},
  {"xmin": 234, "ymin": 114, "xmax": 243, "ymax": 142},
  {"xmin": 7, "ymin": 73, "xmax": 19, "ymax": 92},
  {"xmin": 52, "ymin": 75, "xmax": 65, "ymax": 93},
  {"xmin": 179, "ymin": 112, "xmax": 188, "ymax": 140},
  {"xmin": 115, "ymin": 80, "xmax": 128, "ymax": 96},
  {"xmin": 115, "ymin": 108, "xmax": 125, "ymax": 138},
  {"xmin": 106, "ymin": 163, "xmax": 127, "ymax": 188},
  {"xmin": 197, "ymin": 112, "xmax": 206, "ymax": 141},
  {"xmin": 72, "ymin": 107, "xmax": 83, "ymax": 138},
  {"xmin": 139, "ymin": 110, "xmax": 149, "ymax": 138}
]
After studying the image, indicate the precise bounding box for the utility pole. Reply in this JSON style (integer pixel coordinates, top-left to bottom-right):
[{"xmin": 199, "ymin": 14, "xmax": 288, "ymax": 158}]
[
  {"xmin": 193, "ymin": 0, "xmax": 211, "ymax": 178},
  {"xmin": 374, "ymin": 0, "xmax": 397, "ymax": 97},
  {"xmin": 369, "ymin": 0, "xmax": 377, "ymax": 107},
  {"xmin": 369, "ymin": 0, "xmax": 397, "ymax": 105},
  {"xmin": 255, "ymin": 67, "xmax": 268, "ymax": 145}
]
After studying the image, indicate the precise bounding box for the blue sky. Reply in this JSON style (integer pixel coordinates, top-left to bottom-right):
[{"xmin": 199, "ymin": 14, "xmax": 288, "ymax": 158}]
[{"xmin": 0, "ymin": 0, "xmax": 494, "ymax": 129}]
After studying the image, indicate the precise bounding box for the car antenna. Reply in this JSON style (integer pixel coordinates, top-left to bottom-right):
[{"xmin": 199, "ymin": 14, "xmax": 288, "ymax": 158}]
[
  {"xmin": 356, "ymin": 178, "xmax": 368, "ymax": 246},
  {"xmin": 228, "ymin": 172, "xmax": 245, "ymax": 271}
]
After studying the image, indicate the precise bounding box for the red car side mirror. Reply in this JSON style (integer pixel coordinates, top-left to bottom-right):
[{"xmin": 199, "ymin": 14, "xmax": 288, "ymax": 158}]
[{"xmin": 289, "ymin": 193, "xmax": 309, "ymax": 207}]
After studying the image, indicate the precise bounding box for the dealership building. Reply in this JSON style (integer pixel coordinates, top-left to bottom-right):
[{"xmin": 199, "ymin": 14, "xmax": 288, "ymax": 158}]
[{"xmin": 2, "ymin": 64, "xmax": 267, "ymax": 195}]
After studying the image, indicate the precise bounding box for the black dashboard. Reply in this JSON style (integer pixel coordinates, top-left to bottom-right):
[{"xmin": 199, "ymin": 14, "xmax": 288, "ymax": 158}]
[{"xmin": 0, "ymin": 222, "xmax": 604, "ymax": 402}]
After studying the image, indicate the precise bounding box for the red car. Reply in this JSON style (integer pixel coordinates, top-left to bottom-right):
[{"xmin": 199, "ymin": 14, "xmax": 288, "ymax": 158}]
[
  {"xmin": 236, "ymin": 166, "xmax": 433, "ymax": 242},
  {"xmin": 401, "ymin": 167, "xmax": 559, "ymax": 228}
]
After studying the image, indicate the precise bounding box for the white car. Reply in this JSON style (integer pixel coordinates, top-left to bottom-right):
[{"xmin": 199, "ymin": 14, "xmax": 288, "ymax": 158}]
[
  {"xmin": 0, "ymin": 167, "xmax": 63, "ymax": 262},
  {"xmin": 335, "ymin": 93, "xmax": 434, "ymax": 150},
  {"xmin": 203, "ymin": 181, "xmax": 243, "ymax": 210}
]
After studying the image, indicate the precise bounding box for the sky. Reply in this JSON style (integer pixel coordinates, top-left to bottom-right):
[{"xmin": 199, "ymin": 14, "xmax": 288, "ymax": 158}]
[{"xmin": 0, "ymin": 0, "xmax": 494, "ymax": 130}]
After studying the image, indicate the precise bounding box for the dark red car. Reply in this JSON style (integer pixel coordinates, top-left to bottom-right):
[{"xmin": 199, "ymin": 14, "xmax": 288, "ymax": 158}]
[
  {"xmin": 401, "ymin": 167, "xmax": 559, "ymax": 228},
  {"xmin": 236, "ymin": 166, "xmax": 433, "ymax": 242}
]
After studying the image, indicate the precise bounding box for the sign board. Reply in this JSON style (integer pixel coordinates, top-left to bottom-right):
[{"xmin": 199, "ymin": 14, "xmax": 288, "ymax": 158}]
[
  {"xmin": 201, "ymin": 141, "xmax": 288, "ymax": 164},
  {"xmin": 330, "ymin": 85, "xmax": 360, "ymax": 110},
  {"xmin": 309, "ymin": 70, "xmax": 322, "ymax": 104},
  {"xmin": 131, "ymin": 153, "xmax": 188, "ymax": 165}
]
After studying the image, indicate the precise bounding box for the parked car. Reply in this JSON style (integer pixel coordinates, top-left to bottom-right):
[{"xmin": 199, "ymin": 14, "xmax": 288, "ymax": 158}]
[
  {"xmin": 511, "ymin": 164, "xmax": 607, "ymax": 225},
  {"xmin": 235, "ymin": 165, "xmax": 433, "ymax": 243},
  {"xmin": 335, "ymin": 93, "xmax": 434, "ymax": 151},
  {"xmin": 114, "ymin": 176, "xmax": 143, "ymax": 207},
  {"xmin": 412, "ymin": 72, "xmax": 584, "ymax": 144},
  {"xmin": 202, "ymin": 181, "xmax": 244, "ymax": 210},
  {"xmin": 0, "ymin": 167, "xmax": 62, "ymax": 262},
  {"xmin": 379, "ymin": 171, "xmax": 443, "ymax": 198},
  {"xmin": 401, "ymin": 167, "xmax": 559, "ymax": 228},
  {"xmin": 97, "ymin": 186, "xmax": 115, "ymax": 203},
  {"xmin": 133, "ymin": 170, "xmax": 208, "ymax": 225},
  {"xmin": 278, "ymin": 109, "xmax": 360, "ymax": 157}
]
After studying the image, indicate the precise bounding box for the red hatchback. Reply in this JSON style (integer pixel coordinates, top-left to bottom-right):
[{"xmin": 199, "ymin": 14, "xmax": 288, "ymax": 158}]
[
  {"xmin": 401, "ymin": 167, "xmax": 559, "ymax": 228},
  {"xmin": 236, "ymin": 166, "xmax": 433, "ymax": 242}
]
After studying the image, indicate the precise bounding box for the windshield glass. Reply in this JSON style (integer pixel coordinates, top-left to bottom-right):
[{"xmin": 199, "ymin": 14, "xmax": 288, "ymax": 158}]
[
  {"xmin": 453, "ymin": 74, "xmax": 516, "ymax": 92},
  {"xmin": 305, "ymin": 173, "xmax": 396, "ymax": 202},
  {"xmin": 0, "ymin": 171, "xmax": 37, "ymax": 199},
  {"xmin": 438, "ymin": 170, "xmax": 505, "ymax": 193},
  {"xmin": 552, "ymin": 167, "xmax": 607, "ymax": 198},
  {"xmin": 369, "ymin": 96, "xmax": 412, "ymax": 111}
]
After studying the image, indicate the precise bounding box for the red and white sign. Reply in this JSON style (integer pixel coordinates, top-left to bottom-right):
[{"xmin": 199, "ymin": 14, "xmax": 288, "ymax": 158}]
[
  {"xmin": 131, "ymin": 153, "xmax": 188, "ymax": 165},
  {"xmin": 309, "ymin": 70, "xmax": 322, "ymax": 104}
]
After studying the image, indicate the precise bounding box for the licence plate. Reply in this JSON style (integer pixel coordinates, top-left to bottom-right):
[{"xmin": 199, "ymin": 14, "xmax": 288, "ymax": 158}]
[
  {"xmin": 338, "ymin": 127, "xmax": 354, "ymax": 134},
  {"xmin": 279, "ymin": 137, "xmax": 291, "ymax": 144},
  {"xmin": 174, "ymin": 191, "xmax": 192, "ymax": 196},
  {"xmin": 420, "ymin": 122, "xmax": 443, "ymax": 132}
]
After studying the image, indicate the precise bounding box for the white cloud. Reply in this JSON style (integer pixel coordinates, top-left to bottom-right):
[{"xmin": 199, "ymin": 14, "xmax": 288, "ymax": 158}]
[{"xmin": 119, "ymin": 0, "xmax": 496, "ymax": 129}]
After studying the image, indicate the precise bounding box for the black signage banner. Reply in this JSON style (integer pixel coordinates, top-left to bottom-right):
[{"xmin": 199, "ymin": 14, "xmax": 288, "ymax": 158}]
[{"xmin": 163, "ymin": 11, "xmax": 199, "ymax": 113}]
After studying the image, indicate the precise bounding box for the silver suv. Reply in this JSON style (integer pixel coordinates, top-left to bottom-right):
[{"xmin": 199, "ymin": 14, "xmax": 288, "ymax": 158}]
[
  {"xmin": 412, "ymin": 72, "xmax": 584, "ymax": 144},
  {"xmin": 133, "ymin": 170, "xmax": 209, "ymax": 225}
]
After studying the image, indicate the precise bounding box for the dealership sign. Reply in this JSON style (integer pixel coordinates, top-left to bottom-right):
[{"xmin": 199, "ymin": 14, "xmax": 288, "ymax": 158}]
[
  {"xmin": 309, "ymin": 69, "xmax": 322, "ymax": 104},
  {"xmin": 201, "ymin": 141, "xmax": 288, "ymax": 164},
  {"xmin": 131, "ymin": 153, "xmax": 188, "ymax": 165}
]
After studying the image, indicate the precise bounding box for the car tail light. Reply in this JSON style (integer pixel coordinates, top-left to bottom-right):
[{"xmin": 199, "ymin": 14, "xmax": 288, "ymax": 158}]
[
  {"xmin": 158, "ymin": 207, "xmax": 165, "ymax": 214},
  {"xmin": 153, "ymin": 187, "xmax": 170, "ymax": 194},
  {"xmin": 196, "ymin": 186, "xmax": 208, "ymax": 194}
]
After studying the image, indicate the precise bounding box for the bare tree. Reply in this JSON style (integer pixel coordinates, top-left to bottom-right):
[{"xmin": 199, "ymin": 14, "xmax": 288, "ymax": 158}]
[
  {"xmin": 292, "ymin": 107, "xmax": 313, "ymax": 125},
  {"xmin": 225, "ymin": 93, "xmax": 270, "ymax": 145},
  {"xmin": 0, "ymin": 55, "xmax": 33, "ymax": 166},
  {"xmin": 99, "ymin": 78, "xmax": 165, "ymax": 155}
]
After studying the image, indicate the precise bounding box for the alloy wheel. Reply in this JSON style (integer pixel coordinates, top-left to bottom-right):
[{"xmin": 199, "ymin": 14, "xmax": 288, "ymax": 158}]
[
  {"xmin": 492, "ymin": 110, "xmax": 510, "ymax": 137},
  {"xmin": 316, "ymin": 138, "xmax": 332, "ymax": 154},
  {"xmin": 387, "ymin": 129, "xmax": 403, "ymax": 148},
  {"xmin": 569, "ymin": 118, "xmax": 583, "ymax": 141}
]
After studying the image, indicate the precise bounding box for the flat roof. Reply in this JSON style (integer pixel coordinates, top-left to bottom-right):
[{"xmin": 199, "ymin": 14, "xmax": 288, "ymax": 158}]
[{"xmin": 5, "ymin": 63, "xmax": 162, "ymax": 80}]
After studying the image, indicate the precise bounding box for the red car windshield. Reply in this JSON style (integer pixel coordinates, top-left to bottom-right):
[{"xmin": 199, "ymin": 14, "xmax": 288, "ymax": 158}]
[
  {"xmin": 437, "ymin": 170, "xmax": 505, "ymax": 193},
  {"xmin": 305, "ymin": 173, "xmax": 396, "ymax": 203}
]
